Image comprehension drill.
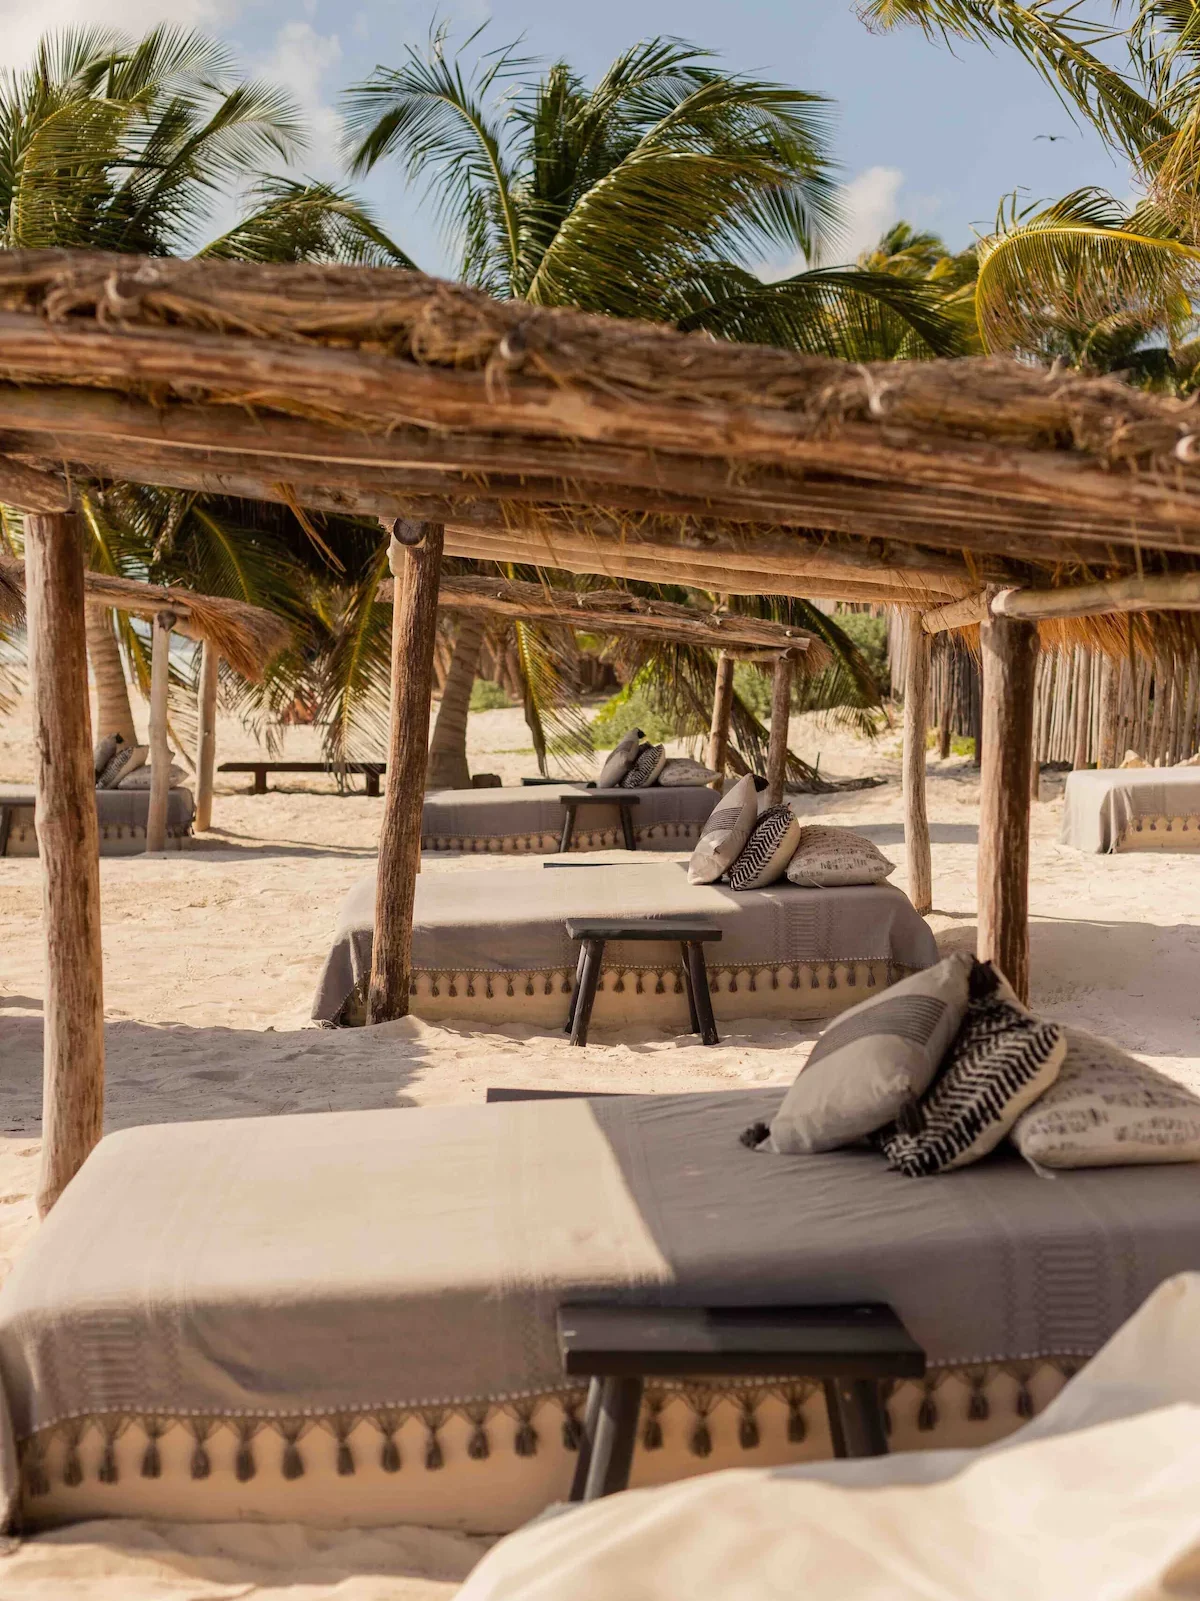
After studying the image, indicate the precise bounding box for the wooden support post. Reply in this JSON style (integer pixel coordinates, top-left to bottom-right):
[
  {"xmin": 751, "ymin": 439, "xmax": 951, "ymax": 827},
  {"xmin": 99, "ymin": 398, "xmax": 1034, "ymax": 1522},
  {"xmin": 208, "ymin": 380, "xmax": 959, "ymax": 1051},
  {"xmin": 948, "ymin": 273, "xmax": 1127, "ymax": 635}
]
[
  {"xmin": 368, "ymin": 520, "xmax": 444, "ymax": 1024},
  {"xmin": 766, "ymin": 652, "xmax": 793, "ymax": 807},
  {"xmin": 145, "ymin": 610, "xmax": 174, "ymax": 852},
  {"xmin": 706, "ymin": 652, "xmax": 735, "ymax": 779},
  {"xmin": 24, "ymin": 512, "xmax": 105, "ymax": 1216},
  {"xmin": 902, "ymin": 611, "xmax": 932, "ymax": 916},
  {"xmin": 194, "ymin": 639, "xmax": 219, "ymax": 832},
  {"xmin": 1097, "ymin": 655, "xmax": 1120, "ymax": 770},
  {"xmin": 1072, "ymin": 648, "xmax": 1091, "ymax": 769},
  {"xmin": 977, "ymin": 612, "xmax": 1038, "ymax": 1003}
]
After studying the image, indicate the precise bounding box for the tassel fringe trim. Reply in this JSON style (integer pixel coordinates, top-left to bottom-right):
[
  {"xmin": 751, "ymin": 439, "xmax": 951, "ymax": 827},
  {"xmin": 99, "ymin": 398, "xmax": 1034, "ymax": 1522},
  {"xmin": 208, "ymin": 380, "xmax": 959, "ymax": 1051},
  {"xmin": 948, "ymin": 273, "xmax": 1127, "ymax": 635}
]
[
  {"xmin": 421, "ymin": 821, "xmax": 703, "ymax": 854},
  {"xmin": 401, "ymin": 960, "xmax": 906, "ymax": 1004}
]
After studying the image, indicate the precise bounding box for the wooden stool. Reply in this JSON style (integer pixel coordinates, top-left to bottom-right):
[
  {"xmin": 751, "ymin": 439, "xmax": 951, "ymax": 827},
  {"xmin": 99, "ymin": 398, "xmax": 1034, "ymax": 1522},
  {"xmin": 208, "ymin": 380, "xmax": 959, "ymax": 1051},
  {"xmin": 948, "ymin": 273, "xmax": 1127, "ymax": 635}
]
[
  {"xmin": 558, "ymin": 1302, "xmax": 926, "ymax": 1501},
  {"xmin": 564, "ymin": 919, "xmax": 721, "ymax": 1047},
  {"xmin": 558, "ymin": 791, "xmax": 639, "ymax": 854}
]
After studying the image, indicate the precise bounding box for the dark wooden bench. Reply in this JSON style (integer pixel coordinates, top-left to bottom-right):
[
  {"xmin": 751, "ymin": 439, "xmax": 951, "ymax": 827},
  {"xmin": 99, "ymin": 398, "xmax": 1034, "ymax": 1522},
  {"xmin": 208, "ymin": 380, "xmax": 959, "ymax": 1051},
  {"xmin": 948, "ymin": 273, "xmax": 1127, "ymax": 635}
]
[
  {"xmin": 558, "ymin": 790, "xmax": 638, "ymax": 854},
  {"xmin": 564, "ymin": 918, "xmax": 721, "ymax": 1047},
  {"xmin": 558, "ymin": 1302, "xmax": 926, "ymax": 1501},
  {"xmin": 218, "ymin": 761, "xmax": 385, "ymax": 796}
]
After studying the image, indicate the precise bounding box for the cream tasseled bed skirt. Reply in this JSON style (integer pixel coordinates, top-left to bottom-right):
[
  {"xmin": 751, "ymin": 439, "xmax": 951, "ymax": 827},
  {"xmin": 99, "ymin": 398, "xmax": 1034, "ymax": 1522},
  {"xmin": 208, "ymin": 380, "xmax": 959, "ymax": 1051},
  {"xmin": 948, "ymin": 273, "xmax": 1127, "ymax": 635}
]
[
  {"xmin": 1117, "ymin": 814, "xmax": 1200, "ymax": 850},
  {"xmin": 18, "ymin": 1360, "xmax": 1074, "ymax": 1534}
]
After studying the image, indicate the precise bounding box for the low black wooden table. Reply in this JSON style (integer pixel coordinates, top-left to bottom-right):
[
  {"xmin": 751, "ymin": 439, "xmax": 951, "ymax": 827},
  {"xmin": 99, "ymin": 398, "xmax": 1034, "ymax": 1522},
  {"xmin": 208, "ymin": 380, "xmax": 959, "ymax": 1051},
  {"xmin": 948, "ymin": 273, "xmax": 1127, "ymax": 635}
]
[
  {"xmin": 564, "ymin": 919, "xmax": 721, "ymax": 1047},
  {"xmin": 558, "ymin": 1302, "xmax": 926, "ymax": 1501},
  {"xmin": 219, "ymin": 760, "xmax": 385, "ymax": 796},
  {"xmin": 558, "ymin": 791, "xmax": 638, "ymax": 854}
]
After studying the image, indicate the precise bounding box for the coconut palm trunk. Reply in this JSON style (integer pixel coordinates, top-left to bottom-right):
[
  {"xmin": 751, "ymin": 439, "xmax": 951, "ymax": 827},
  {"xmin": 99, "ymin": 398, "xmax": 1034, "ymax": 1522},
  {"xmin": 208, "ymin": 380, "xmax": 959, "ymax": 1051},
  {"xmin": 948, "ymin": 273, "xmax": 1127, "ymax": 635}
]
[
  {"xmin": 426, "ymin": 613, "xmax": 485, "ymax": 790},
  {"xmin": 85, "ymin": 604, "xmax": 137, "ymax": 745}
]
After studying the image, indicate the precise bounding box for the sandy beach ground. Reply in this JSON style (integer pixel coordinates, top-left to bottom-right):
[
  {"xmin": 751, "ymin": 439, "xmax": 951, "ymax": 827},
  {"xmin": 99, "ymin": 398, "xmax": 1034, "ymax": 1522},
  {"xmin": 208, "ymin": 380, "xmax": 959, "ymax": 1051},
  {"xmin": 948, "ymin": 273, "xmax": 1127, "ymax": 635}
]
[{"xmin": 2, "ymin": 689, "xmax": 1200, "ymax": 1596}]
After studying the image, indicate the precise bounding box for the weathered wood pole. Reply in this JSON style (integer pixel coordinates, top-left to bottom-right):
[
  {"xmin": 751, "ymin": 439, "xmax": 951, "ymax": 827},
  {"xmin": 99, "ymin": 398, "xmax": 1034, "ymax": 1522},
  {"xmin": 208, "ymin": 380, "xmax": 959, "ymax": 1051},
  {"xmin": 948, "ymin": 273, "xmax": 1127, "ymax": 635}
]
[
  {"xmin": 902, "ymin": 611, "xmax": 932, "ymax": 915},
  {"xmin": 1072, "ymin": 647, "xmax": 1091, "ymax": 769},
  {"xmin": 367, "ymin": 520, "xmax": 444, "ymax": 1023},
  {"xmin": 977, "ymin": 612, "xmax": 1039, "ymax": 1003},
  {"xmin": 24, "ymin": 513, "xmax": 105, "ymax": 1216},
  {"xmin": 145, "ymin": 610, "xmax": 175, "ymax": 852},
  {"xmin": 706, "ymin": 651, "xmax": 735, "ymax": 779},
  {"xmin": 765, "ymin": 651, "xmax": 793, "ymax": 806},
  {"xmin": 194, "ymin": 639, "xmax": 219, "ymax": 832},
  {"xmin": 1097, "ymin": 655, "xmax": 1120, "ymax": 769}
]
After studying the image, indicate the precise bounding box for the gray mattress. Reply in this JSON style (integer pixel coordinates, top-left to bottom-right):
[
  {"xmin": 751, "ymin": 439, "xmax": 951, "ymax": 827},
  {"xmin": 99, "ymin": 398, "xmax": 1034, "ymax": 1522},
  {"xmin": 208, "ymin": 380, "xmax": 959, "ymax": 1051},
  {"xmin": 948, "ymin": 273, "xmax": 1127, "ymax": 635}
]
[
  {"xmin": 311, "ymin": 860, "xmax": 938, "ymax": 1024},
  {"xmin": 421, "ymin": 784, "xmax": 718, "ymax": 850},
  {"xmin": 1, "ymin": 1088, "xmax": 1197, "ymax": 1475},
  {"xmin": 1060, "ymin": 767, "xmax": 1200, "ymax": 852},
  {"xmin": 0, "ymin": 785, "xmax": 195, "ymax": 855}
]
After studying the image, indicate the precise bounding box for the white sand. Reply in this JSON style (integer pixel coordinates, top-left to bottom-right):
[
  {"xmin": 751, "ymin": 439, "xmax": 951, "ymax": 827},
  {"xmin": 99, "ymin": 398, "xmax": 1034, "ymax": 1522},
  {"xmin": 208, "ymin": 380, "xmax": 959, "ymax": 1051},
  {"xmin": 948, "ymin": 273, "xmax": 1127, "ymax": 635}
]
[{"xmin": 2, "ymin": 691, "xmax": 1200, "ymax": 1596}]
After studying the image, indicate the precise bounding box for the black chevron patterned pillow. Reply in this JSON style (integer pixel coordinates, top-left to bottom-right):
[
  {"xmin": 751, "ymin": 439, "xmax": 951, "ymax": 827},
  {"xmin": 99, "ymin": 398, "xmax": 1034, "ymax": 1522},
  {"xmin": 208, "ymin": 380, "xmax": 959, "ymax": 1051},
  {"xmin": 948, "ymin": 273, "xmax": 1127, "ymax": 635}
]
[
  {"xmin": 727, "ymin": 804, "xmax": 801, "ymax": 890},
  {"xmin": 878, "ymin": 961, "xmax": 1065, "ymax": 1176},
  {"xmin": 622, "ymin": 743, "xmax": 667, "ymax": 788}
]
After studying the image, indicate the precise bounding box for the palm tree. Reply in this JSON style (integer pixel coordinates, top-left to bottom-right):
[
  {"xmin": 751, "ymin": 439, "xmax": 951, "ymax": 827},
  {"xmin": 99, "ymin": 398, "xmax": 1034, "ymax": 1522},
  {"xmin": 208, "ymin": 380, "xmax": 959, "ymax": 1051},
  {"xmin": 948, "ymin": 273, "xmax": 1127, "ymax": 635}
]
[
  {"xmin": 343, "ymin": 31, "xmax": 959, "ymax": 781},
  {"xmin": 0, "ymin": 25, "xmax": 413, "ymax": 743}
]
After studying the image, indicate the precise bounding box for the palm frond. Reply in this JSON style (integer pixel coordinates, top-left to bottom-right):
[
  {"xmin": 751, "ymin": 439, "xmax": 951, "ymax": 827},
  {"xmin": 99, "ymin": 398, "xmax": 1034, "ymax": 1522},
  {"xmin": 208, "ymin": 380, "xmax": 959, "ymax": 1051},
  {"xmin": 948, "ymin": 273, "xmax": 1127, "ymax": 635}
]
[{"xmin": 201, "ymin": 176, "xmax": 416, "ymax": 266}]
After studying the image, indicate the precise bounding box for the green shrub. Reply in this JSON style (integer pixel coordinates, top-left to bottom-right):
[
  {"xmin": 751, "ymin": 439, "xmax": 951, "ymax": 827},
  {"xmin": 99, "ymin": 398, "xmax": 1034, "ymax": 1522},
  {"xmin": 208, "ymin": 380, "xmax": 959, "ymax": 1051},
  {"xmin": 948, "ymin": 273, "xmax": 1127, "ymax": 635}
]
[
  {"xmin": 589, "ymin": 682, "xmax": 682, "ymax": 748},
  {"xmin": 732, "ymin": 661, "xmax": 772, "ymax": 720},
  {"xmin": 469, "ymin": 678, "xmax": 512, "ymax": 712},
  {"xmin": 831, "ymin": 611, "xmax": 888, "ymax": 685}
]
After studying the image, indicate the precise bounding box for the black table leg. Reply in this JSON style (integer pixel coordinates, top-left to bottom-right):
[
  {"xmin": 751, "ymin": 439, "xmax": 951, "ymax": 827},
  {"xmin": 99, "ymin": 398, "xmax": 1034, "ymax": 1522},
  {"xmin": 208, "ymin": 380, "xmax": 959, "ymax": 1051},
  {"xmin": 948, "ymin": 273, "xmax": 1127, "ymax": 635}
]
[
  {"xmin": 680, "ymin": 945, "xmax": 700, "ymax": 1034},
  {"xmin": 684, "ymin": 941, "xmax": 719, "ymax": 1046},
  {"xmin": 366, "ymin": 770, "xmax": 380, "ymax": 797},
  {"xmin": 568, "ymin": 1378, "xmax": 605, "ymax": 1502},
  {"xmin": 253, "ymin": 768, "xmax": 267, "ymax": 795},
  {"xmin": 620, "ymin": 806, "xmax": 637, "ymax": 851},
  {"xmin": 565, "ymin": 945, "xmax": 589, "ymax": 1034},
  {"xmin": 559, "ymin": 803, "xmax": 577, "ymax": 856},
  {"xmin": 0, "ymin": 804, "xmax": 11, "ymax": 858},
  {"xmin": 582, "ymin": 1375, "xmax": 644, "ymax": 1499},
  {"xmin": 570, "ymin": 939, "xmax": 605, "ymax": 1047},
  {"xmin": 823, "ymin": 1378, "xmax": 889, "ymax": 1459}
]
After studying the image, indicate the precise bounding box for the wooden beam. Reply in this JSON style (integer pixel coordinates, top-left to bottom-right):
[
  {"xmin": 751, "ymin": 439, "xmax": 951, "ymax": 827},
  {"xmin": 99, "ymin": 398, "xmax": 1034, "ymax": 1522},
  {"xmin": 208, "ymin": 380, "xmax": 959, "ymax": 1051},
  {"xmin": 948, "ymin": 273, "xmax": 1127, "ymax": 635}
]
[
  {"xmin": 977, "ymin": 612, "xmax": 1039, "ymax": 1003},
  {"xmin": 902, "ymin": 611, "xmax": 933, "ymax": 916},
  {"xmin": 145, "ymin": 610, "xmax": 174, "ymax": 852},
  {"xmin": 922, "ymin": 593, "xmax": 990, "ymax": 634},
  {"xmin": 992, "ymin": 573, "xmax": 1200, "ymax": 621},
  {"xmin": 707, "ymin": 651, "xmax": 736, "ymax": 779},
  {"xmin": 766, "ymin": 653, "xmax": 794, "ymax": 807},
  {"xmin": 195, "ymin": 639, "xmax": 218, "ymax": 832},
  {"xmin": 367, "ymin": 521, "xmax": 444, "ymax": 1023},
  {"xmin": 0, "ymin": 455, "xmax": 71, "ymax": 513},
  {"xmin": 23, "ymin": 512, "xmax": 104, "ymax": 1215}
]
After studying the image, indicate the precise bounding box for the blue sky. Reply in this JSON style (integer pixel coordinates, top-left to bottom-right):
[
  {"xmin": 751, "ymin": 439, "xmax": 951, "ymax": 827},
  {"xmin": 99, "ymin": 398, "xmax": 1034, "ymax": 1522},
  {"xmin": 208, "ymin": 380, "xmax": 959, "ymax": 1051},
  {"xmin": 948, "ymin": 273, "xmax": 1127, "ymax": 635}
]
[{"xmin": 4, "ymin": 0, "xmax": 1133, "ymax": 274}]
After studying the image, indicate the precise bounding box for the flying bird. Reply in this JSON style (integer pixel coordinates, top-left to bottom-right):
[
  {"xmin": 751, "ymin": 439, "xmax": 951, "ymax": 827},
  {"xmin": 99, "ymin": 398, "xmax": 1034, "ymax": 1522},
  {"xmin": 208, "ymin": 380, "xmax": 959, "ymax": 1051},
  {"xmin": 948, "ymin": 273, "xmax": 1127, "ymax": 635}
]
[{"xmin": 1034, "ymin": 133, "xmax": 1069, "ymax": 142}]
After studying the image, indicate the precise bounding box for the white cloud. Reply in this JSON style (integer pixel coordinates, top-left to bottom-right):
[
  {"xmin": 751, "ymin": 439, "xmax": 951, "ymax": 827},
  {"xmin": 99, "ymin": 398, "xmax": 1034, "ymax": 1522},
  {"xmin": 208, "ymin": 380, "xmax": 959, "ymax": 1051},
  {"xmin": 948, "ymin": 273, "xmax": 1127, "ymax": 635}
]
[
  {"xmin": 258, "ymin": 18, "xmax": 343, "ymax": 177},
  {"xmin": 0, "ymin": 0, "xmax": 238, "ymax": 70},
  {"xmin": 836, "ymin": 165, "xmax": 905, "ymax": 264}
]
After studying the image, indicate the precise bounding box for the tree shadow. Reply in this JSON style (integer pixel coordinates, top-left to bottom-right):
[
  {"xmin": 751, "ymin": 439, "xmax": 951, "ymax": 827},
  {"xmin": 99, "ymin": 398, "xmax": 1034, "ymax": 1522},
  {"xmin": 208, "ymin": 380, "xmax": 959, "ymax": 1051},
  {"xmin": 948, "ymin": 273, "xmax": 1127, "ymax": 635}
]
[{"xmin": 850, "ymin": 822, "xmax": 979, "ymax": 847}]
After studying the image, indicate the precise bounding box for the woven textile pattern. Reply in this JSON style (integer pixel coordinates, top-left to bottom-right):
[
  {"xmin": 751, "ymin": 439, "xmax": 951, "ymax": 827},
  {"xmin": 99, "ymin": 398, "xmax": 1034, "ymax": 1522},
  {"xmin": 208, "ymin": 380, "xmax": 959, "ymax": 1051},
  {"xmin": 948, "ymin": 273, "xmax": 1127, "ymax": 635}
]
[
  {"xmin": 623, "ymin": 744, "xmax": 666, "ymax": 789},
  {"xmin": 807, "ymin": 994, "xmax": 948, "ymax": 1068},
  {"xmin": 880, "ymin": 997, "xmax": 1065, "ymax": 1176},
  {"xmin": 728, "ymin": 806, "xmax": 800, "ymax": 890}
]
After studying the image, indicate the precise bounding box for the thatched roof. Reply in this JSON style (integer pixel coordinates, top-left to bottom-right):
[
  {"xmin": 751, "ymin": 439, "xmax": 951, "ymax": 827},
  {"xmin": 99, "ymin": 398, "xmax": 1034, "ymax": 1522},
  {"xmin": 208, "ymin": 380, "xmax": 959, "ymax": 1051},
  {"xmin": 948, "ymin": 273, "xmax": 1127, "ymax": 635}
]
[
  {"xmin": 398, "ymin": 572, "xmax": 832, "ymax": 666},
  {"xmin": 3, "ymin": 250, "xmax": 1200, "ymax": 624},
  {"xmin": 0, "ymin": 553, "xmax": 289, "ymax": 680}
]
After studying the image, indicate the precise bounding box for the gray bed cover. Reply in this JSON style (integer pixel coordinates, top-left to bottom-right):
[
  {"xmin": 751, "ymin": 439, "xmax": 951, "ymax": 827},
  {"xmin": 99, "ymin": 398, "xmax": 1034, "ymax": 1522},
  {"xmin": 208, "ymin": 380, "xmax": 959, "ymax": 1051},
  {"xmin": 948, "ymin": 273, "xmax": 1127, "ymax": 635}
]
[
  {"xmin": 421, "ymin": 784, "xmax": 717, "ymax": 844},
  {"xmin": 0, "ymin": 1089, "xmax": 1196, "ymax": 1472},
  {"xmin": 1060, "ymin": 767, "xmax": 1200, "ymax": 852},
  {"xmin": 311, "ymin": 860, "xmax": 937, "ymax": 1023},
  {"xmin": 0, "ymin": 785, "xmax": 195, "ymax": 831}
]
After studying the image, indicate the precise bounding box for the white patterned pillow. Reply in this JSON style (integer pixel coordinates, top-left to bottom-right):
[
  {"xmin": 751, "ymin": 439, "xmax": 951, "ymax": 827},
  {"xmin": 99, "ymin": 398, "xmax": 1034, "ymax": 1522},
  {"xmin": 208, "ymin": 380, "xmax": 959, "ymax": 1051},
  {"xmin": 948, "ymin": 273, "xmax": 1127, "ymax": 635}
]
[
  {"xmin": 878, "ymin": 961, "xmax": 1065, "ymax": 1176},
  {"xmin": 96, "ymin": 743, "xmax": 148, "ymax": 790},
  {"xmin": 597, "ymin": 728, "xmax": 643, "ymax": 789},
  {"xmin": 786, "ymin": 825, "xmax": 895, "ymax": 889},
  {"xmin": 1012, "ymin": 1028, "xmax": 1200, "ymax": 1169},
  {"xmin": 687, "ymin": 773, "xmax": 759, "ymax": 885},
  {"xmin": 727, "ymin": 804, "xmax": 801, "ymax": 890},
  {"xmin": 658, "ymin": 757, "xmax": 718, "ymax": 787},
  {"xmin": 622, "ymin": 743, "xmax": 667, "ymax": 788},
  {"xmin": 116, "ymin": 763, "xmax": 188, "ymax": 790}
]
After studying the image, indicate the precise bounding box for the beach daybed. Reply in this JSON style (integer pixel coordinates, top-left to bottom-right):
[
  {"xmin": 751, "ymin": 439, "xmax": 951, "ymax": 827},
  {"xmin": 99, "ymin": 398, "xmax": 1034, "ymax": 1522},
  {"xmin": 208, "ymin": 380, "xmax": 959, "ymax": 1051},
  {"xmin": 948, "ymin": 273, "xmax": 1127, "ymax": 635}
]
[
  {"xmin": 1, "ymin": 1091, "xmax": 1196, "ymax": 1535},
  {"xmin": 311, "ymin": 857, "xmax": 937, "ymax": 1027},
  {"xmin": 1061, "ymin": 766, "xmax": 1200, "ymax": 852},
  {"xmin": 420, "ymin": 783, "xmax": 719, "ymax": 854},
  {"xmin": 0, "ymin": 784, "xmax": 195, "ymax": 856}
]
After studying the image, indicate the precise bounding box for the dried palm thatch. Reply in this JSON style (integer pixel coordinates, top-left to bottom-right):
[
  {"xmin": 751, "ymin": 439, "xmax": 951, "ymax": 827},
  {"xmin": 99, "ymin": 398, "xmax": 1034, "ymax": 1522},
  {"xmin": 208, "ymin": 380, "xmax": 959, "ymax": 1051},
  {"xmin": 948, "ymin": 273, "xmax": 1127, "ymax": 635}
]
[
  {"xmin": 4, "ymin": 252, "xmax": 1200, "ymax": 607},
  {"xmin": 0, "ymin": 554, "xmax": 289, "ymax": 681},
  {"xmin": 387, "ymin": 572, "xmax": 833, "ymax": 668}
]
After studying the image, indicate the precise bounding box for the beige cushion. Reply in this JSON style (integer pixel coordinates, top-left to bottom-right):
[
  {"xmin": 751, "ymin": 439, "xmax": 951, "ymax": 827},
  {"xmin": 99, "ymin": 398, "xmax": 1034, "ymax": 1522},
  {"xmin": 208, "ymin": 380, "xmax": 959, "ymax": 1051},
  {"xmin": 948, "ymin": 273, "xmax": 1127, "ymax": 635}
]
[
  {"xmin": 764, "ymin": 952, "xmax": 974, "ymax": 1154},
  {"xmin": 93, "ymin": 733, "xmax": 122, "ymax": 782},
  {"xmin": 96, "ymin": 743, "xmax": 148, "ymax": 790},
  {"xmin": 116, "ymin": 763, "xmax": 188, "ymax": 790},
  {"xmin": 658, "ymin": 757, "xmax": 718, "ymax": 787},
  {"xmin": 785, "ymin": 825, "xmax": 895, "ymax": 889},
  {"xmin": 687, "ymin": 773, "xmax": 759, "ymax": 885},
  {"xmin": 622, "ymin": 743, "xmax": 667, "ymax": 789},
  {"xmin": 727, "ymin": 805, "xmax": 800, "ymax": 890},
  {"xmin": 1120, "ymin": 750, "xmax": 1149, "ymax": 769},
  {"xmin": 879, "ymin": 962, "xmax": 1066, "ymax": 1176},
  {"xmin": 597, "ymin": 729, "xmax": 642, "ymax": 789},
  {"xmin": 1012, "ymin": 1027, "xmax": 1200, "ymax": 1169}
]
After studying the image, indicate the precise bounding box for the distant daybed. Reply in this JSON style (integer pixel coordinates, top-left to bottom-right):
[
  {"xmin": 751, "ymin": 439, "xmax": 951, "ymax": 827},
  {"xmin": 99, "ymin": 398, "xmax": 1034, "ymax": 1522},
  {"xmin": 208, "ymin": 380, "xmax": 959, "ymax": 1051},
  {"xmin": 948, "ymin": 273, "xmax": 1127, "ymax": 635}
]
[
  {"xmin": 1061, "ymin": 766, "xmax": 1200, "ymax": 853},
  {"xmin": 420, "ymin": 783, "xmax": 719, "ymax": 854},
  {"xmin": 0, "ymin": 784, "xmax": 195, "ymax": 855},
  {"xmin": 312, "ymin": 857, "xmax": 937, "ymax": 1028},
  {"xmin": 2, "ymin": 1091, "xmax": 1197, "ymax": 1534}
]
